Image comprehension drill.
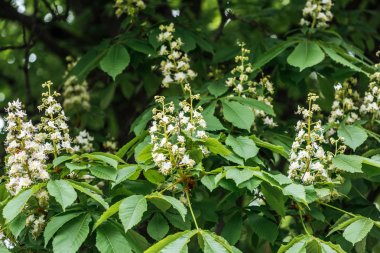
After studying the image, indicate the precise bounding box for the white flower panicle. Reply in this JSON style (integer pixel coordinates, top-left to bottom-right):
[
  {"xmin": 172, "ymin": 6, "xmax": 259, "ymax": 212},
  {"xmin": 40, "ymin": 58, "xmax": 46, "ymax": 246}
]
[
  {"xmin": 327, "ymin": 78, "xmax": 360, "ymax": 135},
  {"xmin": 73, "ymin": 130, "xmax": 94, "ymax": 153},
  {"xmin": 360, "ymin": 69, "xmax": 380, "ymax": 120},
  {"xmin": 37, "ymin": 81, "xmax": 73, "ymax": 155},
  {"xmin": 114, "ymin": 0, "xmax": 146, "ymax": 18},
  {"xmin": 150, "ymin": 85, "xmax": 208, "ymax": 175},
  {"xmin": 157, "ymin": 23, "xmax": 197, "ymax": 87},
  {"xmin": 288, "ymin": 93, "xmax": 346, "ymax": 185},
  {"xmin": 300, "ymin": 0, "xmax": 334, "ymax": 29},
  {"xmin": 225, "ymin": 42, "xmax": 277, "ymax": 127},
  {"xmin": 63, "ymin": 76, "xmax": 91, "ymax": 112},
  {"xmin": 4, "ymin": 100, "xmax": 50, "ymax": 195}
]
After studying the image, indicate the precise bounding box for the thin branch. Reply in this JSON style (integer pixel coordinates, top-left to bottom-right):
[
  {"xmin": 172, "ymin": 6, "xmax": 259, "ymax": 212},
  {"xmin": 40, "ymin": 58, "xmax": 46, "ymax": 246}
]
[
  {"xmin": 213, "ymin": 0, "xmax": 229, "ymax": 41},
  {"xmin": 0, "ymin": 44, "xmax": 27, "ymax": 51}
]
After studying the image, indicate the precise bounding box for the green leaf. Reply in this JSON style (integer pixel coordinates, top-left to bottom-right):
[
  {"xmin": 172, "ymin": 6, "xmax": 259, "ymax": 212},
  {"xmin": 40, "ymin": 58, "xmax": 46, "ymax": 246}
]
[
  {"xmin": 221, "ymin": 213, "xmax": 242, "ymax": 245},
  {"xmin": 116, "ymin": 134, "xmax": 143, "ymax": 158},
  {"xmin": 337, "ymin": 124, "xmax": 367, "ymax": 151},
  {"xmin": 53, "ymin": 155, "xmax": 75, "ymax": 167},
  {"xmin": 201, "ymin": 230, "xmax": 234, "ymax": 253},
  {"xmin": 278, "ymin": 235, "xmax": 309, "ymax": 253},
  {"xmin": 3, "ymin": 189, "xmax": 32, "ymax": 223},
  {"xmin": 225, "ymin": 167, "xmax": 256, "ymax": 185},
  {"xmin": 100, "ymin": 44, "xmax": 130, "ymax": 80},
  {"xmin": 3, "ymin": 184, "xmax": 44, "ymax": 223},
  {"xmin": 9, "ymin": 213, "xmax": 26, "ymax": 238},
  {"xmin": 119, "ymin": 195, "xmax": 147, "ymax": 232},
  {"xmin": 343, "ymin": 218, "xmax": 374, "ymax": 245},
  {"xmin": 84, "ymin": 154, "xmax": 119, "ymax": 168},
  {"xmin": 144, "ymin": 230, "xmax": 197, "ymax": 253},
  {"xmin": 202, "ymin": 103, "xmax": 226, "ymax": 131},
  {"xmin": 68, "ymin": 181, "xmax": 109, "ymax": 209},
  {"xmin": 253, "ymin": 40, "xmax": 297, "ymax": 69},
  {"xmin": 96, "ymin": 222, "xmax": 132, "ymax": 253},
  {"xmin": 332, "ymin": 154, "xmax": 363, "ymax": 173},
  {"xmin": 52, "ymin": 214, "xmax": 92, "ymax": 253},
  {"xmin": 147, "ymin": 213, "xmax": 169, "ymax": 241},
  {"xmin": 65, "ymin": 162, "xmax": 87, "ymax": 172},
  {"xmin": 250, "ymin": 135, "xmax": 288, "ymax": 159},
  {"xmin": 261, "ymin": 183, "xmax": 286, "ymax": 216},
  {"xmin": 125, "ymin": 230, "xmax": 151, "ymax": 253},
  {"xmin": 93, "ymin": 200, "xmax": 123, "ymax": 231},
  {"xmin": 201, "ymin": 174, "xmax": 223, "ymax": 192},
  {"xmin": 0, "ymin": 244, "xmax": 10, "ymax": 253},
  {"xmin": 68, "ymin": 40, "xmax": 109, "ymax": 79},
  {"xmin": 44, "ymin": 212, "xmax": 83, "ymax": 247},
  {"xmin": 226, "ymin": 135, "xmax": 259, "ymax": 161},
  {"xmin": 135, "ymin": 144, "xmax": 153, "ymax": 164},
  {"xmin": 222, "ymin": 100, "xmax": 254, "ymax": 131},
  {"xmin": 204, "ymin": 138, "xmax": 231, "ymax": 156},
  {"xmin": 157, "ymin": 194, "xmax": 187, "ymax": 221},
  {"xmin": 228, "ymin": 96, "xmax": 275, "ymax": 116},
  {"xmin": 283, "ymin": 183, "xmax": 307, "ymax": 204},
  {"xmin": 114, "ymin": 165, "xmax": 139, "ymax": 186},
  {"xmin": 89, "ymin": 165, "xmax": 118, "ymax": 181},
  {"xmin": 287, "ymin": 40, "xmax": 325, "ymax": 71},
  {"xmin": 125, "ymin": 39, "xmax": 156, "ymax": 55},
  {"xmin": 47, "ymin": 180, "xmax": 77, "ymax": 211},
  {"xmin": 207, "ymin": 81, "xmax": 228, "ymax": 97},
  {"xmin": 144, "ymin": 170, "xmax": 165, "ymax": 185},
  {"xmin": 321, "ymin": 45, "xmax": 367, "ymax": 74},
  {"xmin": 249, "ymin": 215, "xmax": 278, "ymax": 243}
]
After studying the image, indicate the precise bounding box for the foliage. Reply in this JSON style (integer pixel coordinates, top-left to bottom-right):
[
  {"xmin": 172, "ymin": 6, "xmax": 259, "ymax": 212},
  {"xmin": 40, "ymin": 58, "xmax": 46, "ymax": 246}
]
[{"xmin": 1, "ymin": 0, "xmax": 380, "ymax": 252}]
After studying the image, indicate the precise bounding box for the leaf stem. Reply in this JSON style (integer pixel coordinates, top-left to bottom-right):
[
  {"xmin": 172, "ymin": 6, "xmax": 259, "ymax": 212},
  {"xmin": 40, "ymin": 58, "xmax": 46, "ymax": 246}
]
[
  {"xmin": 298, "ymin": 207, "xmax": 310, "ymax": 235},
  {"xmin": 185, "ymin": 189, "xmax": 199, "ymax": 230},
  {"xmin": 318, "ymin": 201, "xmax": 355, "ymax": 217}
]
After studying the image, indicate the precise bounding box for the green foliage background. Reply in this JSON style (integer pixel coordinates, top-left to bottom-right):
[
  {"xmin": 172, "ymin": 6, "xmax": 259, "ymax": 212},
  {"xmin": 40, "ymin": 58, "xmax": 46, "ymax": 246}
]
[{"xmin": 1, "ymin": 0, "xmax": 380, "ymax": 252}]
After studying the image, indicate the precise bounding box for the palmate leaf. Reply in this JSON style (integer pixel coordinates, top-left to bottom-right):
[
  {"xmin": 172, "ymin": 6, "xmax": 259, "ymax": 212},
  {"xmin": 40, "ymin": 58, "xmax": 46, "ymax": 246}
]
[
  {"xmin": 332, "ymin": 154, "xmax": 363, "ymax": 173},
  {"xmin": 52, "ymin": 213, "xmax": 92, "ymax": 253},
  {"xmin": 253, "ymin": 40, "xmax": 297, "ymax": 69},
  {"xmin": 96, "ymin": 222, "xmax": 132, "ymax": 253},
  {"xmin": 225, "ymin": 167, "xmax": 256, "ymax": 186},
  {"xmin": 119, "ymin": 195, "xmax": 147, "ymax": 232}
]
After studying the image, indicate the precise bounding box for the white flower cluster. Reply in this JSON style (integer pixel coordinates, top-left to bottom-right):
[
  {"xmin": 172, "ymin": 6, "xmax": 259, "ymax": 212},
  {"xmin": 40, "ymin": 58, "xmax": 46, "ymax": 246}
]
[
  {"xmin": 102, "ymin": 137, "xmax": 118, "ymax": 153},
  {"xmin": 300, "ymin": 0, "xmax": 334, "ymax": 29},
  {"xmin": 288, "ymin": 93, "xmax": 346, "ymax": 185},
  {"xmin": 24, "ymin": 189, "xmax": 49, "ymax": 238},
  {"xmin": 63, "ymin": 76, "xmax": 91, "ymax": 112},
  {"xmin": 73, "ymin": 130, "xmax": 94, "ymax": 153},
  {"xmin": 327, "ymin": 78, "xmax": 360, "ymax": 135},
  {"xmin": 225, "ymin": 42, "xmax": 277, "ymax": 127},
  {"xmin": 150, "ymin": 85, "xmax": 209, "ymax": 175},
  {"xmin": 37, "ymin": 81, "xmax": 73, "ymax": 155},
  {"xmin": 114, "ymin": 0, "xmax": 146, "ymax": 18},
  {"xmin": 4, "ymin": 100, "xmax": 50, "ymax": 195},
  {"xmin": 360, "ymin": 70, "xmax": 380, "ymax": 120},
  {"xmin": 157, "ymin": 23, "xmax": 197, "ymax": 87}
]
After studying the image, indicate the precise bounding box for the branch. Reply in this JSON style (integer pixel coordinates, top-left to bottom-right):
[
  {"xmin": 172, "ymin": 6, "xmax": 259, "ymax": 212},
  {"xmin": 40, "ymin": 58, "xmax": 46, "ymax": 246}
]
[
  {"xmin": 0, "ymin": 1, "xmax": 76, "ymax": 59},
  {"xmin": 0, "ymin": 44, "xmax": 26, "ymax": 51}
]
